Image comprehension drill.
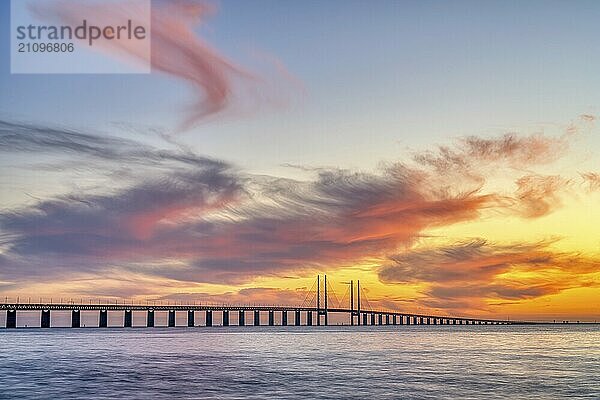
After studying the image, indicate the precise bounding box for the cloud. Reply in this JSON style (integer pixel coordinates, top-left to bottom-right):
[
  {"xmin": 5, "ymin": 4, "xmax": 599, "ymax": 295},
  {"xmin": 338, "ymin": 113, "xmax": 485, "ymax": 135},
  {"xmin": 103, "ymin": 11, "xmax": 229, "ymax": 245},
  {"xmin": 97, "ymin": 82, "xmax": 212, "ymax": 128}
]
[
  {"xmin": 378, "ymin": 239, "xmax": 600, "ymax": 313},
  {"xmin": 512, "ymin": 174, "xmax": 570, "ymax": 218},
  {"xmin": 0, "ymin": 118, "xmax": 596, "ymax": 298},
  {"xmin": 0, "ymin": 119, "xmax": 224, "ymax": 170},
  {"xmin": 31, "ymin": 0, "xmax": 288, "ymax": 130},
  {"xmin": 581, "ymin": 172, "xmax": 600, "ymax": 192}
]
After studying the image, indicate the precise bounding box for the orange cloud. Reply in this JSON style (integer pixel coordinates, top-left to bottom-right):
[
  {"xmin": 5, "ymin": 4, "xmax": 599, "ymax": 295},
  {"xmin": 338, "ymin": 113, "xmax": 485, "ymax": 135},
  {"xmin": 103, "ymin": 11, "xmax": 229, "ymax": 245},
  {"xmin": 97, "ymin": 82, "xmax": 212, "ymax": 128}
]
[{"xmin": 378, "ymin": 239, "xmax": 600, "ymax": 313}]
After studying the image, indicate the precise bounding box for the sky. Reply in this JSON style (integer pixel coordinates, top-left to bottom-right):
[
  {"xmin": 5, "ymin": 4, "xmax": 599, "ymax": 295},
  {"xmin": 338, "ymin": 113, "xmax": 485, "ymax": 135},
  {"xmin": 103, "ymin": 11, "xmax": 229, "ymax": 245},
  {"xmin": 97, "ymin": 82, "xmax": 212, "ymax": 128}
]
[{"xmin": 0, "ymin": 0, "xmax": 599, "ymax": 322}]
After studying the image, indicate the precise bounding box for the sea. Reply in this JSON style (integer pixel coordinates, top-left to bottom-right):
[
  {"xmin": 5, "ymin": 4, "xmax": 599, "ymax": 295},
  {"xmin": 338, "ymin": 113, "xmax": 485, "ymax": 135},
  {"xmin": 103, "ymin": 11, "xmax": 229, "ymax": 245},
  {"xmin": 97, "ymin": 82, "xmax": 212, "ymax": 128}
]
[{"xmin": 0, "ymin": 325, "xmax": 598, "ymax": 399}]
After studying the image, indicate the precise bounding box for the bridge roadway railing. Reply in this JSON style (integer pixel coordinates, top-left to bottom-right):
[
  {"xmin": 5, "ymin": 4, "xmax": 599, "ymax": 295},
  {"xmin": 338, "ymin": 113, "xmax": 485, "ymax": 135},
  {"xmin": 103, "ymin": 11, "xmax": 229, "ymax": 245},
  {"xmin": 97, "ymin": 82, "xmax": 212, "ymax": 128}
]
[{"xmin": 0, "ymin": 302, "xmax": 528, "ymax": 328}]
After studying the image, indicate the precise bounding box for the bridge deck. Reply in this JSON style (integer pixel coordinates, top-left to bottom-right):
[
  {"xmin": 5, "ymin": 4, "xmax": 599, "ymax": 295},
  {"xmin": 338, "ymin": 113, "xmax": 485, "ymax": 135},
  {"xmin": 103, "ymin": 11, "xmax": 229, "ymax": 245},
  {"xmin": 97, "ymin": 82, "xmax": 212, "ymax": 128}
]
[{"xmin": 0, "ymin": 303, "xmax": 525, "ymax": 325}]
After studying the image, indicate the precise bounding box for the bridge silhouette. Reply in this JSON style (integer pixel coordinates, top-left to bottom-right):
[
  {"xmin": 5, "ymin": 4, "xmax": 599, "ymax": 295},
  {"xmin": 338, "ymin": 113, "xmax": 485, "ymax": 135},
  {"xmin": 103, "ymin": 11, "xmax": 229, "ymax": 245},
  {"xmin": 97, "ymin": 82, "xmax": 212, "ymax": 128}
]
[{"xmin": 1, "ymin": 275, "xmax": 525, "ymax": 328}]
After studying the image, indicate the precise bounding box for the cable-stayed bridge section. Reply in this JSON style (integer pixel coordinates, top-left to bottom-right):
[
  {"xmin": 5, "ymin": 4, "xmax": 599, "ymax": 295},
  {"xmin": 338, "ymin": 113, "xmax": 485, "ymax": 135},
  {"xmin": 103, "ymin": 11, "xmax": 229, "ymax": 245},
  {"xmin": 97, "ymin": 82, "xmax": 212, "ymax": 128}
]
[{"xmin": 0, "ymin": 276, "xmax": 528, "ymax": 328}]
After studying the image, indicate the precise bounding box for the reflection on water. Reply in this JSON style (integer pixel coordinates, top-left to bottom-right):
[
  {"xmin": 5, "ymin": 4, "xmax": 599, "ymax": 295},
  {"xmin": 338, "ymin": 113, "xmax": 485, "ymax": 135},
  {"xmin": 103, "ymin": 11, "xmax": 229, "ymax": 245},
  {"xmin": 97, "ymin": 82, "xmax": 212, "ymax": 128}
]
[{"xmin": 0, "ymin": 325, "xmax": 598, "ymax": 399}]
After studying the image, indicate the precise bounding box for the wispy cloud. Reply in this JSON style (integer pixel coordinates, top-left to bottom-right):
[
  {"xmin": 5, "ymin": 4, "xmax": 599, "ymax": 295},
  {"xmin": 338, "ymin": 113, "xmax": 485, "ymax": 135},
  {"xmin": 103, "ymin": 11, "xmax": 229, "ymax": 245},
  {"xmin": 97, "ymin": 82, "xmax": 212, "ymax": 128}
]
[
  {"xmin": 378, "ymin": 238, "xmax": 600, "ymax": 313},
  {"xmin": 32, "ymin": 0, "xmax": 288, "ymax": 130},
  {"xmin": 0, "ymin": 118, "xmax": 597, "ymax": 303}
]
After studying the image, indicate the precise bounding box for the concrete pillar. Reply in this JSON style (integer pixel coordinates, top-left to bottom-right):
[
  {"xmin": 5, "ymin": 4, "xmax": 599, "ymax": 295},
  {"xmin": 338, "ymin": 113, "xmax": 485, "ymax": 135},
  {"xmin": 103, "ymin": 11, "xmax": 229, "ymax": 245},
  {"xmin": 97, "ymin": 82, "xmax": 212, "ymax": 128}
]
[
  {"xmin": 206, "ymin": 310, "xmax": 212, "ymax": 327},
  {"xmin": 307, "ymin": 311, "xmax": 312, "ymax": 326},
  {"xmin": 370, "ymin": 313, "xmax": 376, "ymax": 325},
  {"xmin": 433, "ymin": 318, "xmax": 438, "ymax": 325},
  {"xmin": 427, "ymin": 317, "xmax": 431, "ymax": 325},
  {"xmin": 268, "ymin": 310, "xmax": 274, "ymax": 326},
  {"xmin": 71, "ymin": 310, "xmax": 80, "ymax": 328},
  {"xmin": 459, "ymin": 319, "xmax": 464, "ymax": 325},
  {"xmin": 239, "ymin": 310, "xmax": 245, "ymax": 326},
  {"xmin": 187, "ymin": 310, "xmax": 195, "ymax": 327},
  {"xmin": 398, "ymin": 315, "xmax": 404, "ymax": 325},
  {"xmin": 223, "ymin": 310, "xmax": 229, "ymax": 326},
  {"xmin": 452, "ymin": 319, "xmax": 456, "ymax": 325},
  {"xmin": 124, "ymin": 310, "xmax": 132, "ymax": 327},
  {"xmin": 385, "ymin": 314, "xmax": 390, "ymax": 325},
  {"xmin": 282, "ymin": 311, "xmax": 287, "ymax": 326},
  {"xmin": 99, "ymin": 310, "xmax": 108, "ymax": 328},
  {"xmin": 147, "ymin": 310, "xmax": 154, "ymax": 327},
  {"xmin": 254, "ymin": 310, "xmax": 260, "ymax": 326},
  {"xmin": 6, "ymin": 310, "xmax": 16, "ymax": 328},
  {"xmin": 168, "ymin": 310, "xmax": 176, "ymax": 327},
  {"xmin": 41, "ymin": 310, "xmax": 50, "ymax": 328},
  {"xmin": 295, "ymin": 310, "xmax": 301, "ymax": 326},
  {"xmin": 393, "ymin": 315, "xmax": 397, "ymax": 325},
  {"xmin": 363, "ymin": 313, "xmax": 368, "ymax": 325}
]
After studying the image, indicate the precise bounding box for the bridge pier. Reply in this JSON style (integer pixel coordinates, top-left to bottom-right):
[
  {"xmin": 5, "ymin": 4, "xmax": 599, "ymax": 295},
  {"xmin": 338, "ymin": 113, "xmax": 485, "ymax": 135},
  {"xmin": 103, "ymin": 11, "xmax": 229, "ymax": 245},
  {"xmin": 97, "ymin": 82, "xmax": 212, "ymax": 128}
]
[
  {"xmin": 307, "ymin": 311, "xmax": 312, "ymax": 326},
  {"xmin": 223, "ymin": 310, "xmax": 229, "ymax": 326},
  {"xmin": 385, "ymin": 314, "xmax": 390, "ymax": 325},
  {"xmin": 295, "ymin": 310, "xmax": 301, "ymax": 326},
  {"xmin": 269, "ymin": 310, "xmax": 274, "ymax": 326},
  {"xmin": 433, "ymin": 318, "xmax": 437, "ymax": 325},
  {"xmin": 168, "ymin": 310, "xmax": 176, "ymax": 327},
  {"xmin": 378, "ymin": 314, "xmax": 383, "ymax": 325},
  {"xmin": 188, "ymin": 310, "xmax": 195, "ymax": 327},
  {"xmin": 370, "ymin": 313, "xmax": 375, "ymax": 325},
  {"xmin": 239, "ymin": 310, "xmax": 245, "ymax": 326},
  {"xmin": 6, "ymin": 310, "xmax": 16, "ymax": 328},
  {"xmin": 363, "ymin": 313, "xmax": 367, "ymax": 325},
  {"xmin": 206, "ymin": 310, "xmax": 212, "ymax": 327},
  {"xmin": 71, "ymin": 310, "xmax": 80, "ymax": 328},
  {"xmin": 147, "ymin": 310, "xmax": 154, "ymax": 327},
  {"xmin": 254, "ymin": 310, "xmax": 260, "ymax": 326},
  {"xmin": 124, "ymin": 310, "xmax": 132, "ymax": 327},
  {"xmin": 393, "ymin": 315, "xmax": 397, "ymax": 325},
  {"xmin": 99, "ymin": 310, "xmax": 108, "ymax": 328},
  {"xmin": 281, "ymin": 311, "xmax": 287, "ymax": 326},
  {"xmin": 41, "ymin": 310, "xmax": 50, "ymax": 328}
]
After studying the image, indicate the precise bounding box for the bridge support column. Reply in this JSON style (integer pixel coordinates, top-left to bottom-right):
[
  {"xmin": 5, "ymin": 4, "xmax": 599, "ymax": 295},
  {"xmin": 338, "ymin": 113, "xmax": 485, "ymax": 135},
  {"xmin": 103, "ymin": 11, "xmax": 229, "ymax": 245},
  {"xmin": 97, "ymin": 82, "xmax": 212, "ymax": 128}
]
[
  {"xmin": 370, "ymin": 313, "xmax": 376, "ymax": 325},
  {"xmin": 362, "ymin": 313, "xmax": 367, "ymax": 325},
  {"xmin": 99, "ymin": 310, "xmax": 108, "ymax": 328},
  {"xmin": 168, "ymin": 310, "xmax": 176, "ymax": 327},
  {"xmin": 268, "ymin": 310, "xmax": 274, "ymax": 326},
  {"xmin": 295, "ymin": 310, "xmax": 301, "ymax": 326},
  {"xmin": 188, "ymin": 310, "xmax": 195, "ymax": 327},
  {"xmin": 223, "ymin": 310, "xmax": 229, "ymax": 326},
  {"xmin": 41, "ymin": 310, "xmax": 50, "ymax": 328},
  {"xmin": 307, "ymin": 311, "xmax": 312, "ymax": 326},
  {"xmin": 385, "ymin": 314, "xmax": 390, "ymax": 325},
  {"xmin": 254, "ymin": 310, "xmax": 260, "ymax": 326},
  {"xmin": 147, "ymin": 310, "xmax": 154, "ymax": 327},
  {"xmin": 6, "ymin": 310, "xmax": 16, "ymax": 328},
  {"xmin": 71, "ymin": 310, "xmax": 80, "ymax": 328},
  {"xmin": 282, "ymin": 311, "xmax": 287, "ymax": 326},
  {"xmin": 239, "ymin": 310, "xmax": 245, "ymax": 326},
  {"xmin": 427, "ymin": 317, "xmax": 431, "ymax": 325},
  {"xmin": 206, "ymin": 310, "xmax": 212, "ymax": 327},
  {"xmin": 433, "ymin": 318, "xmax": 437, "ymax": 325},
  {"xmin": 124, "ymin": 310, "xmax": 132, "ymax": 327},
  {"xmin": 393, "ymin": 315, "xmax": 397, "ymax": 325}
]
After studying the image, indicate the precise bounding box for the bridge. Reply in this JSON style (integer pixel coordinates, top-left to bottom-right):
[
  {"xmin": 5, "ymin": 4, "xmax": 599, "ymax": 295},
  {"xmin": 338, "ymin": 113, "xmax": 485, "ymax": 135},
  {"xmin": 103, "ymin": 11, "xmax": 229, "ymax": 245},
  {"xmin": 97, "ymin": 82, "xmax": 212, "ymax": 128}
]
[{"xmin": 0, "ymin": 275, "xmax": 524, "ymax": 328}]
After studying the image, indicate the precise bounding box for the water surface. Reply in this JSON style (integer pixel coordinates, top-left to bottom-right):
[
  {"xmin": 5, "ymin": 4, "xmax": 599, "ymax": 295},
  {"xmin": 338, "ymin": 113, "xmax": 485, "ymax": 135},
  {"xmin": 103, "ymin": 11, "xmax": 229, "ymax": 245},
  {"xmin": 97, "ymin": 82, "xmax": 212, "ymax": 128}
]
[{"xmin": 0, "ymin": 325, "xmax": 598, "ymax": 399}]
